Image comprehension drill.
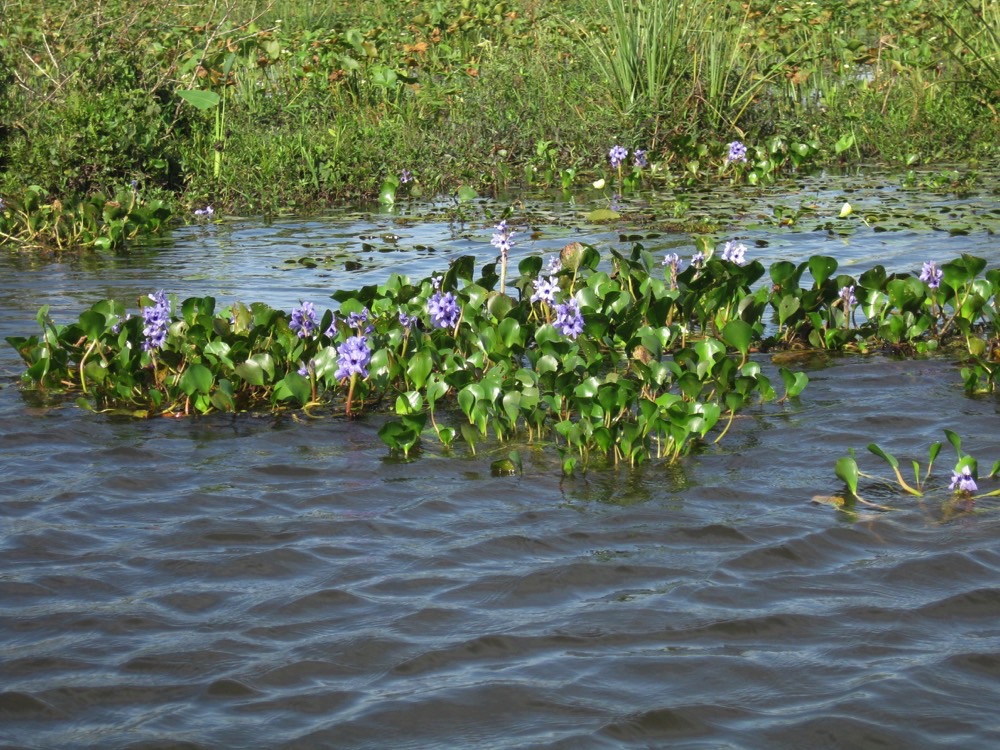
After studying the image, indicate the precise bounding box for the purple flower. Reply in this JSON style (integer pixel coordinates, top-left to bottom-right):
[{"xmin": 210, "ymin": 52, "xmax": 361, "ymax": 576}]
[
  {"xmin": 691, "ymin": 251, "xmax": 706, "ymax": 269},
  {"xmin": 347, "ymin": 307, "xmax": 371, "ymax": 332},
  {"xmin": 609, "ymin": 145, "xmax": 628, "ymax": 169},
  {"xmin": 141, "ymin": 291, "xmax": 170, "ymax": 352},
  {"xmin": 840, "ymin": 285, "xmax": 857, "ymax": 308},
  {"xmin": 194, "ymin": 205, "xmax": 214, "ymax": 217},
  {"xmin": 721, "ymin": 240, "xmax": 747, "ymax": 265},
  {"xmin": 920, "ymin": 261, "xmax": 943, "ymax": 289},
  {"xmin": 289, "ymin": 301, "xmax": 318, "ymax": 339},
  {"xmin": 428, "ymin": 290, "xmax": 460, "ymax": 329},
  {"xmin": 727, "ymin": 141, "xmax": 748, "ymax": 163},
  {"xmin": 400, "ymin": 169, "xmax": 412, "ymax": 184},
  {"xmin": 949, "ymin": 465, "xmax": 978, "ymax": 493},
  {"xmin": 334, "ymin": 335, "xmax": 372, "ymax": 380},
  {"xmin": 663, "ymin": 253, "xmax": 681, "ymax": 288},
  {"xmin": 531, "ymin": 276, "xmax": 559, "ymax": 304},
  {"xmin": 545, "ymin": 255, "xmax": 562, "ymax": 275},
  {"xmin": 491, "ymin": 219, "xmax": 514, "ymax": 261},
  {"xmin": 633, "ymin": 148, "xmax": 648, "ymax": 168},
  {"xmin": 398, "ymin": 309, "xmax": 416, "ymax": 329},
  {"xmin": 554, "ymin": 298, "xmax": 584, "ymax": 339},
  {"xmin": 324, "ymin": 313, "xmax": 339, "ymax": 338}
]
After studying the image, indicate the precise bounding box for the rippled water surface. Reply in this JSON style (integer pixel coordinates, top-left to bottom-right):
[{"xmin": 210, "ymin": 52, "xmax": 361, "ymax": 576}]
[{"xmin": 2, "ymin": 172, "xmax": 1000, "ymax": 748}]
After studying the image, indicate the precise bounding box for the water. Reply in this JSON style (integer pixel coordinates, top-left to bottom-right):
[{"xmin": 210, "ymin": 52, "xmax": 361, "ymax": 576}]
[{"xmin": 2, "ymin": 172, "xmax": 1000, "ymax": 748}]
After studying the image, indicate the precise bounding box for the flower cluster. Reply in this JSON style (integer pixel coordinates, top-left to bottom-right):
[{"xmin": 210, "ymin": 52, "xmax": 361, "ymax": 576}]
[
  {"xmin": 608, "ymin": 145, "xmax": 628, "ymax": 169},
  {"xmin": 554, "ymin": 298, "xmax": 584, "ymax": 339},
  {"xmin": 840, "ymin": 285, "xmax": 857, "ymax": 308},
  {"xmin": 920, "ymin": 261, "xmax": 943, "ymax": 289},
  {"xmin": 491, "ymin": 220, "xmax": 514, "ymax": 262},
  {"xmin": 194, "ymin": 206, "xmax": 214, "ymax": 218},
  {"xmin": 949, "ymin": 465, "xmax": 978, "ymax": 493},
  {"xmin": 142, "ymin": 291, "xmax": 171, "ymax": 352},
  {"xmin": 400, "ymin": 169, "xmax": 412, "ymax": 184},
  {"xmin": 289, "ymin": 301, "xmax": 318, "ymax": 339},
  {"xmin": 691, "ymin": 251, "xmax": 706, "ymax": 269},
  {"xmin": 398, "ymin": 309, "xmax": 416, "ymax": 329},
  {"xmin": 428, "ymin": 290, "xmax": 460, "ymax": 329},
  {"xmin": 721, "ymin": 240, "xmax": 747, "ymax": 265},
  {"xmin": 662, "ymin": 253, "xmax": 681, "ymax": 287},
  {"xmin": 335, "ymin": 335, "xmax": 372, "ymax": 380},
  {"xmin": 531, "ymin": 276, "xmax": 560, "ymax": 304},
  {"xmin": 347, "ymin": 307, "xmax": 372, "ymax": 333},
  {"xmin": 727, "ymin": 141, "xmax": 748, "ymax": 163},
  {"xmin": 633, "ymin": 149, "xmax": 648, "ymax": 168}
]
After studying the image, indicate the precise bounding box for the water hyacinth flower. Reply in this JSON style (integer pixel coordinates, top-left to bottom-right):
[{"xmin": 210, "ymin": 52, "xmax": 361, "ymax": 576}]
[
  {"xmin": 545, "ymin": 255, "xmax": 562, "ymax": 275},
  {"xmin": 633, "ymin": 149, "xmax": 648, "ymax": 168},
  {"xmin": 194, "ymin": 205, "xmax": 214, "ymax": 217},
  {"xmin": 289, "ymin": 301, "xmax": 318, "ymax": 339},
  {"xmin": 398, "ymin": 309, "xmax": 416, "ymax": 329},
  {"xmin": 949, "ymin": 465, "xmax": 978, "ymax": 493},
  {"xmin": 428, "ymin": 289, "xmax": 460, "ymax": 329},
  {"xmin": 609, "ymin": 145, "xmax": 628, "ymax": 169},
  {"xmin": 662, "ymin": 252, "xmax": 681, "ymax": 287},
  {"xmin": 531, "ymin": 276, "xmax": 560, "ymax": 304},
  {"xmin": 400, "ymin": 169, "xmax": 412, "ymax": 184},
  {"xmin": 691, "ymin": 251, "xmax": 706, "ymax": 269},
  {"xmin": 554, "ymin": 298, "xmax": 584, "ymax": 339},
  {"xmin": 334, "ymin": 335, "xmax": 372, "ymax": 380},
  {"xmin": 142, "ymin": 291, "xmax": 170, "ymax": 352},
  {"xmin": 727, "ymin": 141, "xmax": 748, "ymax": 163},
  {"xmin": 920, "ymin": 261, "xmax": 943, "ymax": 289},
  {"xmin": 721, "ymin": 240, "xmax": 747, "ymax": 265},
  {"xmin": 840, "ymin": 285, "xmax": 857, "ymax": 308},
  {"xmin": 491, "ymin": 219, "xmax": 514, "ymax": 260},
  {"xmin": 347, "ymin": 307, "xmax": 371, "ymax": 332}
]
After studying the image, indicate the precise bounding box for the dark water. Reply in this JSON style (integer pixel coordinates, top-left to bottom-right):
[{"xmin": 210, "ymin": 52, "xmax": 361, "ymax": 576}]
[{"xmin": 2, "ymin": 176, "xmax": 1000, "ymax": 748}]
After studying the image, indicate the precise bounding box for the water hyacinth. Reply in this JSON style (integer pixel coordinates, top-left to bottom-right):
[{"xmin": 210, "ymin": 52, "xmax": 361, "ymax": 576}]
[
  {"xmin": 920, "ymin": 261, "xmax": 943, "ymax": 289},
  {"xmin": 193, "ymin": 205, "xmax": 214, "ymax": 217},
  {"xmin": 334, "ymin": 335, "xmax": 372, "ymax": 380},
  {"xmin": 545, "ymin": 255, "xmax": 562, "ymax": 275},
  {"xmin": 289, "ymin": 301, "xmax": 318, "ymax": 339},
  {"xmin": 141, "ymin": 291, "xmax": 170, "ymax": 352},
  {"xmin": 608, "ymin": 145, "xmax": 628, "ymax": 169},
  {"xmin": 949, "ymin": 465, "xmax": 978, "ymax": 493},
  {"xmin": 721, "ymin": 240, "xmax": 747, "ymax": 265},
  {"xmin": 840, "ymin": 285, "xmax": 857, "ymax": 308},
  {"xmin": 398, "ymin": 309, "xmax": 416, "ymax": 329},
  {"xmin": 347, "ymin": 307, "xmax": 371, "ymax": 332},
  {"xmin": 633, "ymin": 149, "xmax": 648, "ymax": 168},
  {"xmin": 691, "ymin": 251, "xmax": 706, "ymax": 269},
  {"xmin": 400, "ymin": 169, "xmax": 412, "ymax": 184},
  {"xmin": 428, "ymin": 290, "xmax": 460, "ymax": 329},
  {"xmin": 662, "ymin": 252, "xmax": 681, "ymax": 287},
  {"xmin": 491, "ymin": 219, "xmax": 514, "ymax": 260},
  {"xmin": 727, "ymin": 141, "xmax": 748, "ymax": 162},
  {"xmin": 531, "ymin": 276, "xmax": 560, "ymax": 304},
  {"xmin": 554, "ymin": 298, "xmax": 584, "ymax": 339}
]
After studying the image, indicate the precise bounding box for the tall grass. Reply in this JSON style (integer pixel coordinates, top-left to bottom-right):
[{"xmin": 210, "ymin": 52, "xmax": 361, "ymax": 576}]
[{"xmin": 584, "ymin": 0, "xmax": 694, "ymax": 116}]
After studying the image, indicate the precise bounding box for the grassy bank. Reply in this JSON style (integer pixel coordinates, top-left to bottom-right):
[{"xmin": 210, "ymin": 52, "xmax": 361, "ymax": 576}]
[{"xmin": 1, "ymin": 0, "xmax": 998, "ymax": 246}]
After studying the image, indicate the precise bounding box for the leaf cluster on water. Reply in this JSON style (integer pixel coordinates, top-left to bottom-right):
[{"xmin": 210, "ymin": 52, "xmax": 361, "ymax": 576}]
[{"xmin": 9, "ymin": 239, "xmax": 1000, "ymax": 472}]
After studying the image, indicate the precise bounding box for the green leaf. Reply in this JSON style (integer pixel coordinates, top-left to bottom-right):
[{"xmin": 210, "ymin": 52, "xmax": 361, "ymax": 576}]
[
  {"xmin": 456, "ymin": 185, "xmax": 478, "ymax": 202},
  {"xmin": 722, "ymin": 319, "xmax": 753, "ymax": 358},
  {"xmin": 835, "ymin": 456, "xmax": 860, "ymax": 496},
  {"xmin": 808, "ymin": 255, "xmax": 838, "ymax": 287},
  {"xmin": 179, "ymin": 363, "xmax": 214, "ymax": 396},
  {"xmin": 587, "ymin": 208, "xmax": 620, "ymax": 222},
  {"xmin": 177, "ymin": 89, "xmax": 221, "ymax": 111},
  {"xmin": 274, "ymin": 372, "xmax": 311, "ymax": 405},
  {"xmin": 867, "ymin": 442, "xmax": 898, "ymax": 469}
]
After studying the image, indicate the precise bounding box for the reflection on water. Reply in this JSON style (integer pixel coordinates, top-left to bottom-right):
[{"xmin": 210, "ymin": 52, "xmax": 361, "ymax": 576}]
[{"xmin": 2, "ymin": 173, "xmax": 1000, "ymax": 747}]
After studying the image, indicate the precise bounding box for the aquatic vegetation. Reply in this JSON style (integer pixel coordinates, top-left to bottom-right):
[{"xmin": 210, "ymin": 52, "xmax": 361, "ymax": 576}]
[{"xmin": 831, "ymin": 431, "xmax": 1000, "ymax": 512}]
